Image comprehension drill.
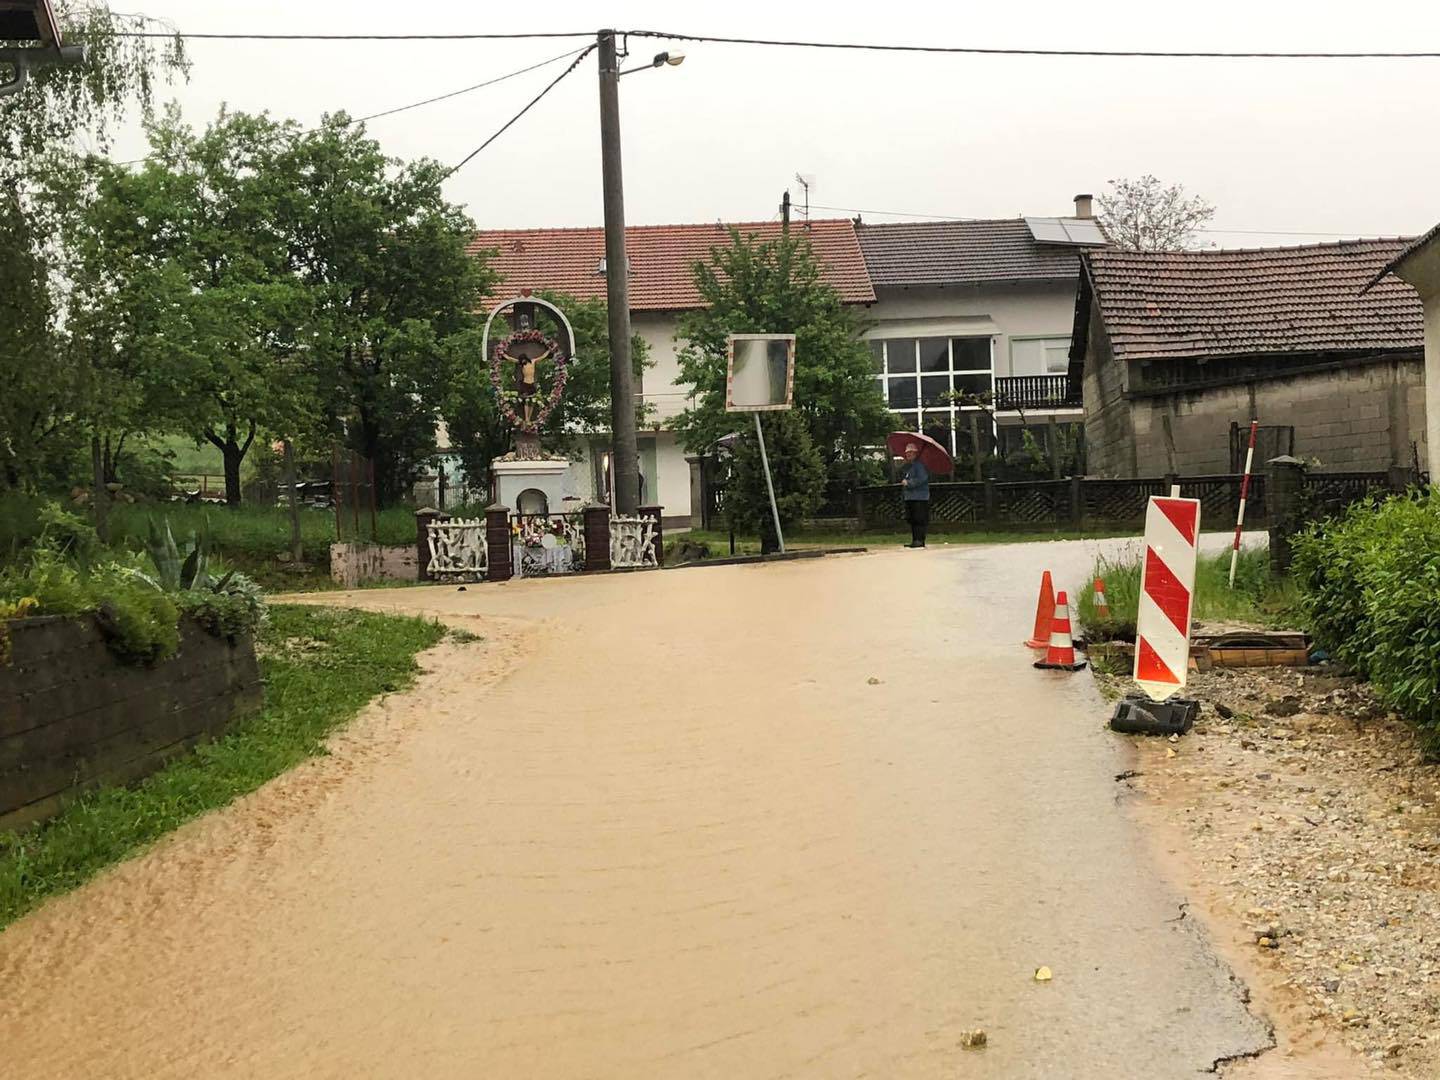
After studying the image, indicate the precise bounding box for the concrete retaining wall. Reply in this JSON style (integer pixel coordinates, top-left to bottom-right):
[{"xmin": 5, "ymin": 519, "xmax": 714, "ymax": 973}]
[
  {"xmin": 329, "ymin": 542, "xmax": 419, "ymax": 588},
  {"xmin": 0, "ymin": 616, "xmax": 263, "ymax": 832}
]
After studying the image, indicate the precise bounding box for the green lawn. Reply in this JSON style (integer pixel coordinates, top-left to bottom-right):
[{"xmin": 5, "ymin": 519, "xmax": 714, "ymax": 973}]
[{"xmin": 0, "ymin": 605, "xmax": 446, "ymax": 930}]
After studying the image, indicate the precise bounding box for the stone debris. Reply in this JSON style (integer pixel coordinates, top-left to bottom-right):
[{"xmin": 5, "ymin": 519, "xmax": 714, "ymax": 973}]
[
  {"xmin": 1033, "ymin": 965, "xmax": 1053, "ymax": 982},
  {"xmin": 1097, "ymin": 664, "xmax": 1440, "ymax": 1077},
  {"xmin": 959, "ymin": 1028, "xmax": 988, "ymax": 1050}
]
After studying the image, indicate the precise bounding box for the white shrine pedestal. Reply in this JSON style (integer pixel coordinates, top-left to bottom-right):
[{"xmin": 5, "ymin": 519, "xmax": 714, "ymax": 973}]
[{"xmin": 492, "ymin": 458, "xmax": 572, "ymax": 516}]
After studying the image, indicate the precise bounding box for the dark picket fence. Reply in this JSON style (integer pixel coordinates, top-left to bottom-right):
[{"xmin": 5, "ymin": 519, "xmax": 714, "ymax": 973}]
[{"xmin": 855, "ymin": 469, "xmax": 1402, "ymax": 532}]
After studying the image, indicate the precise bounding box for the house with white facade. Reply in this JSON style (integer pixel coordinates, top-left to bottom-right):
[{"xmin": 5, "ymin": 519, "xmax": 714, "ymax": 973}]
[
  {"xmin": 466, "ymin": 197, "xmax": 1103, "ymax": 527},
  {"xmin": 854, "ymin": 196, "xmax": 1105, "ymax": 471}
]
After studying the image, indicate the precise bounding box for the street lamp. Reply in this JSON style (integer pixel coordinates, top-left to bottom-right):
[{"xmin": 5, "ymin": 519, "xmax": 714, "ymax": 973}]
[
  {"xmin": 619, "ymin": 51, "xmax": 685, "ymax": 76},
  {"xmin": 596, "ymin": 30, "xmax": 684, "ymax": 515}
]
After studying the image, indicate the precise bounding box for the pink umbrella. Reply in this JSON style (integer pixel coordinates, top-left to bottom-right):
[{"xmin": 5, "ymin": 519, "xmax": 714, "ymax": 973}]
[{"xmin": 886, "ymin": 431, "xmax": 953, "ymax": 476}]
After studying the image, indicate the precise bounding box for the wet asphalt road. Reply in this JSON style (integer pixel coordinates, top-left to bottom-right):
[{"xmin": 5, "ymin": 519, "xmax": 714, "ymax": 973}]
[{"xmin": 0, "ymin": 536, "xmax": 1271, "ymax": 1078}]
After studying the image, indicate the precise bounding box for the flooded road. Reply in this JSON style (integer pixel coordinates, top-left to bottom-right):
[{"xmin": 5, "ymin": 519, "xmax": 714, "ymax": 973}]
[{"xmin": 0, "ymin": 539, "xmax": 1273, "ymax": 1078}]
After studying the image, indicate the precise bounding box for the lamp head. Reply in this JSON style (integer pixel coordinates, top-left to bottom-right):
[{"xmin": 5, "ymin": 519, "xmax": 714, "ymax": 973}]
[{"xmin": 653, "ymin": 51, "xmax": 685, "ymax": 67}]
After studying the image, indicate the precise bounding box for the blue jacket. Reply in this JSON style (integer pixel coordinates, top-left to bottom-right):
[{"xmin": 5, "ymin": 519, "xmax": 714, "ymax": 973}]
[{"xmin": 902, "ymin": 460, "xmax": 930, "ymax": 501}]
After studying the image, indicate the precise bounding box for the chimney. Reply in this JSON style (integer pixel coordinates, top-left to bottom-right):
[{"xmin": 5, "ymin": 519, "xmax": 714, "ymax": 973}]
[{"xmin": 1073, "ymin": 193, "xmax": 1094, "ymax": 219}]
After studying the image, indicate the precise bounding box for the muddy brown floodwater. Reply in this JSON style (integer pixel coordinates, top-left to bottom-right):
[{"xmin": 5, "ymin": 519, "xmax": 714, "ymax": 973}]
[{"xmin": 2, "ymin": 539, "xmax": 1282, "ymax": 1078}]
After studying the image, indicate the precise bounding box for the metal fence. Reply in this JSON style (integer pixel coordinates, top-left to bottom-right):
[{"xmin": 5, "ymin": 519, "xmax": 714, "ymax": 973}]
[{"xmin": 856, "ymin": 469, "xmax": 1397, "ymax": 532}]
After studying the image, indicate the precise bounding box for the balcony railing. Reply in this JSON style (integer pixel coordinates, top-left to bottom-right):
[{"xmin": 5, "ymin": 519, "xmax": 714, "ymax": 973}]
[{"xmin": 993, "ymin": 374, "xmax": 1082, "ymax": 411}]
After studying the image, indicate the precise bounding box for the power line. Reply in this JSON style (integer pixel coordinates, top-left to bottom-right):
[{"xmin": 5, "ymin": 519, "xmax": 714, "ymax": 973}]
[
  {"xmin": 113, "ymin": 29, "xmax": 595, "ymax": 41},
  {"xmin": 808, "ymin": 203, "xmax": 1385, "ymax": 239},
  {"xmin": 111, "ymin": 46, "xmax": 587, "ymax": 168},
  {"xmin": 347, "ymin": 45, "xmax": 588, "ymax": 124},
  {"xmin": 444, "ymin": 44, "xmax": 596, "ymax": 179},
  {"xmin": 628, "ymin": 29, "xmax": 1440, "ymax": 60},
  {"xmin": 108, "ymin": 25, "xmax": 1440, "ymax": 58}
]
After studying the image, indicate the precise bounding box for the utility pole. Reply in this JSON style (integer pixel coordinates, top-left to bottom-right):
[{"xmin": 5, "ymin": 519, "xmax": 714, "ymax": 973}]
[{"xmin": 597, "ymin": 29, "xmax": 639, "ymax": 515}]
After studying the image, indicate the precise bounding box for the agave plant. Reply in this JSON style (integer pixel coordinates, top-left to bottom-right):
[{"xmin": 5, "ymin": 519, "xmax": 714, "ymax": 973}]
[{"xmin": 144, "ymin": 516, "xmax": 230, "ymax": 592}]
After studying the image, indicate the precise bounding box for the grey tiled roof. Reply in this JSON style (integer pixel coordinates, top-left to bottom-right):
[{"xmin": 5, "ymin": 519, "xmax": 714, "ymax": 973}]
[
  {"xmin": 857, "ymin": 219, "xmax": 1099, "ymax": 287},
  {"xmin": 1082, "ymin": 239, "xmax": 1423, "ymax": 363}
]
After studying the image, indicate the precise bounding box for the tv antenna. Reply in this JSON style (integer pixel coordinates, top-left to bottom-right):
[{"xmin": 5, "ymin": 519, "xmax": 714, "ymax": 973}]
[{"xmin": 794, "ymin": 173, "xmax": 814, "ymax": 221}]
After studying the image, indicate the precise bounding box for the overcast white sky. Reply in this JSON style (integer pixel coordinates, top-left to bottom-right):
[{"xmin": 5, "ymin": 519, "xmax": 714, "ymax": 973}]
[{"xmin": 104, "ymin": 0, "xmax": 1440, "ymax": 245}]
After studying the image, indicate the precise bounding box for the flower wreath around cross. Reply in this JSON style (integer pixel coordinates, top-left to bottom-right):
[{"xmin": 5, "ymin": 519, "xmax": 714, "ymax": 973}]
[{"xmin": 490, "ymin": 328, "xmax": 569, "ymax": 434}]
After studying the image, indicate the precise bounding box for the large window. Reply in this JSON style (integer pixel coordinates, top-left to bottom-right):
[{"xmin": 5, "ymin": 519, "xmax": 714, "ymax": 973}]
[
  {"xmin": 872, "ymin": 336, "xmax": 993, "ymax": 455},
  {"xmin": 1010, "ymin": 336, "xmax": 1071, "ymax": 377}
]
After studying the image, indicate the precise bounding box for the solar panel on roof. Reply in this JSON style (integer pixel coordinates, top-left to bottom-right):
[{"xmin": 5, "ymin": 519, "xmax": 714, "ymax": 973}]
[
  {"xmin": 1060, "ymin": 219, "xmax": 1107, "ymax": 245},
  {"xmin": 1025, "ymin": 218, "xmax": 1071, "ymax": 244},
  {"xmin": 1026, "ymin": 217, "xmax": 1106, "ymax": 247}
]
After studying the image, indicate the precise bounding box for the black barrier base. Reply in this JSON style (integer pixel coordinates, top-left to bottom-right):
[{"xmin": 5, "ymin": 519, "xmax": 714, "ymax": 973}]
[
  {"xmin": 1110, "ymin": 695, "xmax": 1199, "ymax": 736},
  {"xmin": 1034, "ymin": 658, "xmax": 1087, "ymax": 671}
]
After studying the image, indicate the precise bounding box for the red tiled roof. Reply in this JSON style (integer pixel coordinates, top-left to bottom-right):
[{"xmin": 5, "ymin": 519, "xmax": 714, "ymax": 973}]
[
  {"xmin": 468, "ymin": 219, "xmax": 876, "ymax": 312},
  {"xmin": 857, "ymin": 218, "xmax": 1099, "ymax": 286},
  {"xmin": 1081, "ymin": 239, "xmax": 1424, "ymax": 363}
]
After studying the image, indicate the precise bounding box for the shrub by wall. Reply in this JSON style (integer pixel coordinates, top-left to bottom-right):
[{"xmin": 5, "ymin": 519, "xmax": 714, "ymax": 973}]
[{"xmin": 1291, "ymin": 489, "xmax": 1440, "ymax": 752}]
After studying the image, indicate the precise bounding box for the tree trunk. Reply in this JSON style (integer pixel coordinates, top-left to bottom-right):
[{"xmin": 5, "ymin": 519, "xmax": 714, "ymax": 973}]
[
  {"xmin": 90, "ymin": 433, "xmax": 110, "ymax": 543},
  {"xmin": 206, "ymin": 421, "xmax": 256, "ymax": 507}
]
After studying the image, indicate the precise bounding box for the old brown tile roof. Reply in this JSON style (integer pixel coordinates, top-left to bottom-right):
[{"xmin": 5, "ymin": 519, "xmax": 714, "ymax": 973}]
[
  {"xmin": 1080, "ymin": 239, "xmax": 1424, "ymax": 363},
  {"xmin": 467, "ymin": 219, "xmax": 876, "ymax": 312},
  {"xmin": 1363, "ymin": 220, "xmax": 1440, "ymax": 292},
  {"xmin": 857, "ymin": 219, "xmax": 1100, "ymax": 287}
]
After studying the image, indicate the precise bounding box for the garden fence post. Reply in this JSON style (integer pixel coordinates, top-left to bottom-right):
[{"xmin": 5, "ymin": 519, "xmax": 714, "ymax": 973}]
[
  {"xmin": 1070, "ymin": 474, "xmax": 1084, "ymax": 529},
  {"xmin": 485, "ymin": 505, "xmax": 513, "ymax": 582},
  {"xmin": 1387, "ymin": 464, "xmax": 1414, "ymax": 494},
  {"xmin": 1265, "ymin": 456, "xmax": 1307, "ymax": 575},
  {"xmin": 583, "ymin": 504, "xmax": 611, "ymax": 572},
  {"xmin": 415, "ymin": 507, "xmax": 449, "ymax": 582},
  {"xmin": 639, "ymin": 505, "xmax": 664, "ymax": 566},
  {"xmin": 982, "ymin": 477, "xmax": 997, "ymax": 527}
]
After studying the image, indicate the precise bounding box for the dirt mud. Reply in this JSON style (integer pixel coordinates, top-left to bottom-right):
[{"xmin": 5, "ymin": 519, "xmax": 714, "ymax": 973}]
[{"xmin": 2, "ymin": 541, "xmax": 1280, "ymax": 1078}]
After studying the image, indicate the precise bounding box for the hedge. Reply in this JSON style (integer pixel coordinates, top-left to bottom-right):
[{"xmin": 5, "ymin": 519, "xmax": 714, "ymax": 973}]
[{"xmin": 1291, "ymin": 488, "xmax": 1440, "ymax": 753}]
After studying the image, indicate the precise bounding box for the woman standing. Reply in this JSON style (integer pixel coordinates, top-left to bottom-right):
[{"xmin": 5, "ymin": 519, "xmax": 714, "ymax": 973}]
[{"xmin": 900, "ymin": 442, "xmax": 930, "ymax": 548}]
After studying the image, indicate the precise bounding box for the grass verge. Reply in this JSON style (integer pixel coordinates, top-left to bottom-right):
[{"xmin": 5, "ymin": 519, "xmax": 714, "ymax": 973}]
[
  {"xmin": 0, "ymin": 604, "xmax": 444, "ymax": 931},
  {"xmin": 678, "ymin": 525, "xmax": 1142, "ymax": 557},
  {"xmin": 1076, "ymin": 546, "xmax": 1299, "ymax": 642}
]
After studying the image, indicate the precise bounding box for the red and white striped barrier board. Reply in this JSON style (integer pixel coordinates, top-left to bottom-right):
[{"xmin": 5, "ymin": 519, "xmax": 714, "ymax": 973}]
[{"xmin": 1134, "ymin": 495, "xmax": 1201, "ymax": 701}]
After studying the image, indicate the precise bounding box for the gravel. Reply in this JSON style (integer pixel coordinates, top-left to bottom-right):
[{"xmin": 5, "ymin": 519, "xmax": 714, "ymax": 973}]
[{"xmin": 1099, "ymin": 665, "xmax": 1440, "ymax": 1076}]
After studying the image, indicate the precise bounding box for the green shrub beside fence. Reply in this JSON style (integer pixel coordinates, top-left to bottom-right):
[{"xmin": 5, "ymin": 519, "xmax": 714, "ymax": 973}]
[{"xmin": 1291, "ymin": 489, "xmax": 1440, "ymax": 753}]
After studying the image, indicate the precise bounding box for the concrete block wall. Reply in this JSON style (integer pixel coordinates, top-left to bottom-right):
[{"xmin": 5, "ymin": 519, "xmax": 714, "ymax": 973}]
[{"xmin": 1090, "ymin": 357, "xmax": 1427, "ymax": 477}]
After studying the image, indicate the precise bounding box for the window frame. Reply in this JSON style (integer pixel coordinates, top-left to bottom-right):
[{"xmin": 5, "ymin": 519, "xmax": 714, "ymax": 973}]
[{"xmin": 871, "ymin": 335, "xmax": 996, "ymax": 457}]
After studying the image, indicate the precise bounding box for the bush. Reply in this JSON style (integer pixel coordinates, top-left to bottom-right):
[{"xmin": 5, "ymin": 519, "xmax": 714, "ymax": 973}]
[
  {"xmin": 1292, "ymin": 489, "xmax": 1440, "ymax": 750},
  {"xmin": 725, "ymin": 411, "xmax": 826, "ymax": 552}
]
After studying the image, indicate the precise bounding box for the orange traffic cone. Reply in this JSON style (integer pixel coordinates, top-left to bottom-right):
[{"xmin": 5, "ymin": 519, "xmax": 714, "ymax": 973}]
[
  {"xmin": 1034, "ymin": 591, "xmax": 1087, "ymax": 671},
  {"xmin": 1094, "ymin": 577, "xmax": 1111, "ymax": 621},
  {"xmin": 1025, "ymin": 571, "xmax": 1057, "ymax": 649}
]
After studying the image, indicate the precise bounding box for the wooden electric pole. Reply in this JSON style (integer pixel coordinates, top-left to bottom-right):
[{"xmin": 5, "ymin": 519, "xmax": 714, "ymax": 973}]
[{"xmin": 597, "ymin": 29, "xmax": 639, "ymax": 514}]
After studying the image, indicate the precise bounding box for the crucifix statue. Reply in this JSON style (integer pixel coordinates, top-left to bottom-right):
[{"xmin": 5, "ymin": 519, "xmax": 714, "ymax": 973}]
[{"xmin": 504, "ymin": 304, "xmax": 554, "ymax": 427}]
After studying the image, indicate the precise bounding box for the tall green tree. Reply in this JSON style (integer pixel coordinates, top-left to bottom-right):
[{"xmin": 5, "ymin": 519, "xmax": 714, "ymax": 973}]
[
  {"xmin": 278, "ymin": 115, "xmax": 490, "ymax": 505},
  {"xmin": 670, "ymin": 228, "xmax": 889, "ymax": 485},
  {"xmin": 0, "ymin": 3, "xmax": 185, "ymax": 520},
  {"xmin": 442, "ymin": 290, "xmax": 650, "ymax": 494},
  {"xmin": 87, "ymin": 108, "xmax": 318, "ymax": 505}
]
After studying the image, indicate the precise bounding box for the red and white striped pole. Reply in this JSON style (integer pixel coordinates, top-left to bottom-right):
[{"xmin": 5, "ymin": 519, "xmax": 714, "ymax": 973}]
[{"xmin": 1229, "ymin": 418, "xmax": 1259, "ymax": 589}]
